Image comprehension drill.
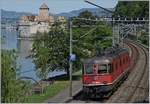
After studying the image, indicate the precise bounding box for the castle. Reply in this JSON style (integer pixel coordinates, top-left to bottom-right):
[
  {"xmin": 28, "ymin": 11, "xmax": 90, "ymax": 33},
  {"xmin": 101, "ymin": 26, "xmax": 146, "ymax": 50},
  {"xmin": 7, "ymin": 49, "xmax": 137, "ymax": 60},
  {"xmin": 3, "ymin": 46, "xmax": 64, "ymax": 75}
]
[{"xmin": 19, "ymin": 3, "xmax": 66, "ymax": 37}]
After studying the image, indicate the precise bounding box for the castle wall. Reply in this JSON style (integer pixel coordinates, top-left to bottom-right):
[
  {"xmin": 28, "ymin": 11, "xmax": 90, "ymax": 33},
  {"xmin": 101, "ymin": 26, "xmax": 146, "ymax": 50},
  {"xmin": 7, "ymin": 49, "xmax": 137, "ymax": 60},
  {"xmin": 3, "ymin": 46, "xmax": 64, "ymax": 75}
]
[
  {"xmin": 39, "ymin": 9, "xmax": 49, "ymax": 20},
  {"xmin": 19, "ymin": 23, "xmax": 31, "ymax": 37},
  {"xmin": 19, "ymin": 21, "xmax": 51, "ymax": 37},
  {"xmin": 18, "ymin": 3, "xmax": 65, "ymax": 38},
  {"xmin": 29, "ymin": 22, "xmax": 38, "ymax": 34}
]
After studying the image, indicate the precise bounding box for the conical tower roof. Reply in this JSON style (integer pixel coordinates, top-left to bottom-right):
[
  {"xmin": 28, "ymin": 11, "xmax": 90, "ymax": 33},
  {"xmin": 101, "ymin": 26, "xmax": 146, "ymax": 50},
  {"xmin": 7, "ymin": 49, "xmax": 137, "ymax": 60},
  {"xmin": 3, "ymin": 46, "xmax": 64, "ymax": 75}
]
[{"xmin": 40, "ymin": 3, "xmax": 49, "ymax": 9}]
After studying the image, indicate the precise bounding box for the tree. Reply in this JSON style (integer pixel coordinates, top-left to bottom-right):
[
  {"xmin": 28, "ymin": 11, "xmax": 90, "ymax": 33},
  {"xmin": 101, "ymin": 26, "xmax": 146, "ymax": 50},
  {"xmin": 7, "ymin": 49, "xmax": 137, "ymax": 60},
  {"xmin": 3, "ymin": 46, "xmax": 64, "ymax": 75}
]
[
  {"xmin": 139, "ymin": 31, "xmax": 149, "ymax": 46},
  {"xmin": 73, "ymin": 25, "xmax": 112, "ymax": 58},
  {"xmin": 73, "ymin": 10, "xmax": 99, "ymax": 27},
  {"xmin": 78, "ymin": 10, "xmax": 95, "ymax": 19},
  {"xmin": 32, "ymin": 13, "xmax": 112, "ymax": 79},
  {"xmin": 32, "ymin": 24, "xmax": 69, "ymax": 79},
  {"xmin": 113, "ymin": 1, "xmax": 149, "ymax": 46},
  {"xmin": 1, "ymin": 50, "xmax": 30, "ymax": 103},
  {"xmin": 113, "ymin": 1, "xmax": 149, "ymax": 18}
]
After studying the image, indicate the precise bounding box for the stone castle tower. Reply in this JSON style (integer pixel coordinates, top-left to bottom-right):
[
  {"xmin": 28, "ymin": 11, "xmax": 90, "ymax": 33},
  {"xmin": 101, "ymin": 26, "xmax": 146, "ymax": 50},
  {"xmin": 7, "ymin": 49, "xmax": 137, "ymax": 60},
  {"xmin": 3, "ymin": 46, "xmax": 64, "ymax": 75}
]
[
  {"xmin": 19, "ymin": 3, "xmax": 66, "ymax": 37},
  {"xmin": 38, "ymin": 3, "xmax": 49, "ymax": 21}
]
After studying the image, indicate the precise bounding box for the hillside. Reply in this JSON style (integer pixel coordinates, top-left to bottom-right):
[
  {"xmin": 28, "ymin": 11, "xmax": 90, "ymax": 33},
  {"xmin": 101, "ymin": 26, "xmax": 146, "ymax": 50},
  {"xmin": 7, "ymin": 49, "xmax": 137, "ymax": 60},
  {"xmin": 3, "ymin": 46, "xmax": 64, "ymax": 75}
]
[
  {"xmin": 1, "ymin": 7, "xmax": 113, "ymax": 24},
  {"xmin": 1, "ymin": 9, "xmax": 34, "ymax": 24},
  {"xmin": 56, "ymin": 8, "xmax": 114, "ymax": 18}
]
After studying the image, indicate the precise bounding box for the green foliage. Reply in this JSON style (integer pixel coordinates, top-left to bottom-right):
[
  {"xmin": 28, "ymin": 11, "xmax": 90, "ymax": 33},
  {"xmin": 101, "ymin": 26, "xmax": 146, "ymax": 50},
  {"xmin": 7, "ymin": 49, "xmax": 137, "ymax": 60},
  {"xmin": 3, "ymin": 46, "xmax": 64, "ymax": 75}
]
[
  {"xmin": 71, "ymin": 24, "xmax": 112, "ymax": 72},
  {"xmin": 32, "ymin": 25, "xmax": 69, "ymax": 79},
  {"xmin": 26, "ymin": 70, "xmax": 81, "ymax": 103},
  {"xmin": 78, "ymin": 10, "xmax": 95, "ymax": 19},
  {"xmin": 114, "ymin": 1, "xmax": 149, "ymax": 17},
  {"xmin": 1, "ymin": 50, "xmax": 31, "ymax": 103},
  {"xmin": 26, "ymin": 81, "xmax": 68, "ymax": 103},
  {"xmin": 32, "ymin": 11, "xmax": 112, "ymax": 79},
  {"xmin": 114, "ymin": 1, "xmax": 149, "ymax": 46},
  {"xmin": 139, "ymin": 31, "xmax": 149, "ymax": 46},
  {"xmin": 72, "ymin": 10, "xmax": 103, "ymax": 27},
  {"xmin": 73, "ymin": 25, "xmax": 112, "ymax": 57}
]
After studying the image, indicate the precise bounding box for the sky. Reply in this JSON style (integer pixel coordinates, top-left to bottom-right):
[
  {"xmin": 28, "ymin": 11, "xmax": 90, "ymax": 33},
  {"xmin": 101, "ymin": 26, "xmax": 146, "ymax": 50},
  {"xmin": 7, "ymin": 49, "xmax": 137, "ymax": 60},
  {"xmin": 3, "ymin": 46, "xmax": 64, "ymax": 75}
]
[{"xmin": 1, "ymin": 0, "xmax": 118, "ymax": 14}]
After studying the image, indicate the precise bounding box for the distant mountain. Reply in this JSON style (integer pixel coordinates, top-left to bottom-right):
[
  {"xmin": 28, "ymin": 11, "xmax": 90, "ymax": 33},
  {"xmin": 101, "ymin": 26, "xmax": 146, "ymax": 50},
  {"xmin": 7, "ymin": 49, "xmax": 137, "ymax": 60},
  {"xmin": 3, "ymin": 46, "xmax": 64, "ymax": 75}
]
[
  {"xmin": 56, "ymin": 8, "xmax": 114, "ymax": 18},
  {"xmin": 1, "ymin": 9, "xmax": 35, "ymax": 25},
  {"xmin": 1, "ymin": 7, "xmax": 114, "ymax": 24},
  {"xmin": 1, "ymin": 9, "xmax": 34, "ymax": 19}
]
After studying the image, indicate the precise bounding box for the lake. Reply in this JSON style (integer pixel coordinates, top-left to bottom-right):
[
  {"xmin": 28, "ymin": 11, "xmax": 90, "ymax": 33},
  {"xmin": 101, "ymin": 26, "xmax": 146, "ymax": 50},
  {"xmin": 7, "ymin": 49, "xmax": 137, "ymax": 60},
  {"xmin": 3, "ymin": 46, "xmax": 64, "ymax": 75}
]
[{"xmin": 1, "ymin": 29, "xmax": 66, "ymax": 82}]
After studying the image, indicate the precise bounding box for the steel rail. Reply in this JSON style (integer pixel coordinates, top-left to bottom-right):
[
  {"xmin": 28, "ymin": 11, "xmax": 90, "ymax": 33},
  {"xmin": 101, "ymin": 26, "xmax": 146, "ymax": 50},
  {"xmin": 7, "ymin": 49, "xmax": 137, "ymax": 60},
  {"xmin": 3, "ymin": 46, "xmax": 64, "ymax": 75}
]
[{"xmin": 124, "ymin": 40, "xmax": 148, "ymax": 102}]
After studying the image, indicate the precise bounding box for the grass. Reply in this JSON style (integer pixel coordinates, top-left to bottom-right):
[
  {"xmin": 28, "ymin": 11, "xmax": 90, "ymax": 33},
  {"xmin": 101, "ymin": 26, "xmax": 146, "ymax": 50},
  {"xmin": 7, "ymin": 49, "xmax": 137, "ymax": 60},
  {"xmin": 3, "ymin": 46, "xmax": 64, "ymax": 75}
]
[
  {"xmin": 73, "ymin": 69, "xmax": 82, "ymax": 76},
  {"xmin": 25, "ymin": 69, "xmax": 82, "ymax": 103},
  {"xmin": 26, "ymin": 81, "xmax": 69, "ymax": 103}
]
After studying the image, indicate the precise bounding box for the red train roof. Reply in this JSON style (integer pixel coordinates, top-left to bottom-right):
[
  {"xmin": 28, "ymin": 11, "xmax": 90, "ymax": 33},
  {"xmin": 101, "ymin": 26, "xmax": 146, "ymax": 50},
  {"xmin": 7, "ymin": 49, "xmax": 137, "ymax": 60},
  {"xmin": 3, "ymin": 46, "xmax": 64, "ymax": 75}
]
[{"xmin": 83, "ymin": 47, "xmax": 129, "ymax": 64}]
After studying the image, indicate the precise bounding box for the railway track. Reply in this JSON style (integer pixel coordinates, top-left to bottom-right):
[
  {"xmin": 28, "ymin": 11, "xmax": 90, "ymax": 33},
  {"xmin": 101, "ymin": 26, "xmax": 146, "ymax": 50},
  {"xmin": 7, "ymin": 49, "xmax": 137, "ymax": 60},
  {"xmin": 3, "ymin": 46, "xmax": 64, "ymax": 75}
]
[
  {"xmin": 107, "ymin": 40, "xmax": 149, "ymax": 103},
  {"xmin": 126, "ymin": 40, "xmax": 149, "ymax": 102},
  {"xmin": 66, "ymin": 90, "xmax": 106, "ymax": 103},
  {"xmin": 66, "ymin": 40, "xmax": 149, "ymax": 103}
]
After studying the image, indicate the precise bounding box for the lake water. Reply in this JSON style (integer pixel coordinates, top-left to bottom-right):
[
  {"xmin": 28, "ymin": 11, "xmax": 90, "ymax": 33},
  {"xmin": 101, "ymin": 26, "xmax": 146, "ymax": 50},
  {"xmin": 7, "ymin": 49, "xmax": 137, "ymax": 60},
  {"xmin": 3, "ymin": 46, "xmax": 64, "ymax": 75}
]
[{"xmin": 1, "ymin": 29, "xmax": 66, "ymax": 82}]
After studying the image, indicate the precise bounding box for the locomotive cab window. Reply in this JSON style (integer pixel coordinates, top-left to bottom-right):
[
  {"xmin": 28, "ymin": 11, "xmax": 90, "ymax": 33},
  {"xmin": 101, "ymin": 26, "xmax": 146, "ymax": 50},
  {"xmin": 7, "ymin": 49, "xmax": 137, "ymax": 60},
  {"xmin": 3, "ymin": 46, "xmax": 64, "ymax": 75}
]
[
  {"xmin": 98, "ymin": 64, "xmax": 107, "ymax": 74},
  {"xmin": 85, "ymin": 64, "xmax": 93, "ymax": 74}
]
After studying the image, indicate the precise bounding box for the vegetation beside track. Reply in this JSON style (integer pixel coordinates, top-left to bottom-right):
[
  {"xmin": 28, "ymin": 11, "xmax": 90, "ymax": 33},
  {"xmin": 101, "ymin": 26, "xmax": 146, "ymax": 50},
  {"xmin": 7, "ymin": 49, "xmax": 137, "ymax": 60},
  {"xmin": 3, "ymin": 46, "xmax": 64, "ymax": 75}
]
[
  {"xmin": 26, "ymin": 81, "xmax": 69, "ymax": 103},
  {"xmin": 26, "ymin": 69, "xmax": 82, "ymax": 103},
  {"xmin": 114, "ymin": 1, "xmax": 149, "ymax": 47},
  {"xmin": 1, "ymin": 50, "xmax": 32, "ymax": 103},
  {"xmin": 31, "ymin": 10, "xmax": 112, "ymax": 80}
]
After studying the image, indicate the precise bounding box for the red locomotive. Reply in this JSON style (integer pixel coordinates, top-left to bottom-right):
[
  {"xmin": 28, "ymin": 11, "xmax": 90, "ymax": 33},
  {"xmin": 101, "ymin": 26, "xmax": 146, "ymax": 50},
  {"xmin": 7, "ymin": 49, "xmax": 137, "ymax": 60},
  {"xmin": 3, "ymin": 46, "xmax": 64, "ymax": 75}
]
[{"xmin": 82, "ymin": 46, "xmax": 130, "ymax": 98}]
